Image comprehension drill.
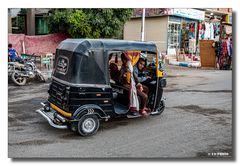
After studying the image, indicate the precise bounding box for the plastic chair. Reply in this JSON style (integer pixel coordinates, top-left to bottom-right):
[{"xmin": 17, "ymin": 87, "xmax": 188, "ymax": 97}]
[
  {"xmin": 45, "ymin": 53, "xmax": 54, "ymax": 69},
  {"xmin": 41, "ymin": 53, "xmax": 54, "ymax": 79}
]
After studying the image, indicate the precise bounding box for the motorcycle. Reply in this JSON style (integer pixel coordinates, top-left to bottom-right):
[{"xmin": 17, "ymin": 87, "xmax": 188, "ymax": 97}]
[{"xmin": 8, "ymin": 57, "xmax": 45, "ymax": 86}]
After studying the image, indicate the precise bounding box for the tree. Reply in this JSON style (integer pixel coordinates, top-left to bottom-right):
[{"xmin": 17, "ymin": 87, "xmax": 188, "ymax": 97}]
[
  {"xmin": 48, "ymin": 9, "xmax": 133, "ymax": 38},
  {"xmin": 11, "ymin": 8, "xmax": 27, "ymax": 34}
]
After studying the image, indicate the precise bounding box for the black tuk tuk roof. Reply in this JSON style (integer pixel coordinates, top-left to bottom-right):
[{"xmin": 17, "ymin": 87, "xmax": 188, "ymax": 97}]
[
  {"xmin": 57, "ymin": 39, "xmax": 158, "ymax": 53},
  {"xmin": 54, "ymin": 39, "xmax": 158, "ymax": 86}
]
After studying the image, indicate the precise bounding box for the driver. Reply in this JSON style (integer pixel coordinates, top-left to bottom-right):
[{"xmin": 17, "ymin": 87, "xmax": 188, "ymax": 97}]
[{"xmin": 133, "ymin": 58, "xmax": 150, "ymax": 94}]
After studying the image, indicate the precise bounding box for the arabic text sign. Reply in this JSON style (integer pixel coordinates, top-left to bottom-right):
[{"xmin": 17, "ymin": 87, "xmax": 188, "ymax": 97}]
[
  {"xmin": 173, "ymin": 9, "xmax": 205, "ymax": 20},
  {"xmin": 56, "ymin": 56, "xmax": 69, "ymax": 75}
]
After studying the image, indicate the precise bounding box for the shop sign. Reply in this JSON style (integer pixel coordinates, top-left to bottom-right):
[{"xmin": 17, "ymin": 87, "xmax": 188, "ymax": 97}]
[
  {"xmin": 56, "ymin": 56, "xmax": 69, "ymax": 75},
  {"xmin": 132, "ymin": 8, "xmax": 174, "ymax": 18},
  {"xmin": 132, "ymin": 8, "xmax": 205, "ymax": 20},
  {"xmin": 173, "ymin": 9, "xmax": 205, "ymax": 20}
]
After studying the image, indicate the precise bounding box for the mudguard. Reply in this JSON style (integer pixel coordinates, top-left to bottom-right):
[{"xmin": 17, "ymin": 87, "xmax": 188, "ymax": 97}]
[{"xmin": 72, "ymin": 104, "xmax": 110, "ymax": 121}]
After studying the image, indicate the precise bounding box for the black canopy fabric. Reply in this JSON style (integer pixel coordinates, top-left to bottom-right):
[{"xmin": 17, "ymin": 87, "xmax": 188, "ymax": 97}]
[
  {"xmin": 57, "ymin": 39, "xmax": 158, "ymax": 54},
  {"xmin": 53, "ymin": 39, "xmax": 158, "ymax": 85}
]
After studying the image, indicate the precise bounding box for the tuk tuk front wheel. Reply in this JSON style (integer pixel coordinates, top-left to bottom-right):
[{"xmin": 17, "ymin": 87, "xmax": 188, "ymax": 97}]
[
  {"xmin": 156, "ymin": 100, "xmax": 165, "ymax": 115},
  {"xmin": 77, "ymin": 114, "xmax": 99, "ymax": 136}
]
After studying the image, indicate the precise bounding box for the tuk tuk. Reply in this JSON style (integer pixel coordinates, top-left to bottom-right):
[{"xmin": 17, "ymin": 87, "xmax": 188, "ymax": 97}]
[{"xmin": 36, "ymin": 39, "xmax": 166, "ymax": 136}]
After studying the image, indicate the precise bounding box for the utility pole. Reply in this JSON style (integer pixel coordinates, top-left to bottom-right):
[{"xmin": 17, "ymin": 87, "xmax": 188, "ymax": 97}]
[
  {"xmin": 141, "ymin": 8, "xmax": 145, "ymax": 42},
  {"xmin": 26, "ymin": 8, "xmax": 35, "ymax": 35}
]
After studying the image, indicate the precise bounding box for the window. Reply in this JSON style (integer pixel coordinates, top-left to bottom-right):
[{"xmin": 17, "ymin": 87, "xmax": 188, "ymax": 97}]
[
  {"xmin": 35, "ymin": 16, "xmax": 49, "ymax": 35},
  {"xmin": 167, "ymin": 22, "xmax": 181, "ymax": 50}
]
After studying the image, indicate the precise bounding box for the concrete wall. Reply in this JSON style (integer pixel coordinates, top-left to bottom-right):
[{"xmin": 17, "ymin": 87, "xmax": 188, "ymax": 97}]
[
  {"xmin": 124, "ymin": 16, "xmax": 168, "ymax": 53},
  {"xmin": 8, "ymin": 33, "xmax": 67, "ymax": 55}
]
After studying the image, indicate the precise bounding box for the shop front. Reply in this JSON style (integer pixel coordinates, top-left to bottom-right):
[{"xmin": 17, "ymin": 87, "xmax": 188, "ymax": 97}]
[
  {"xmin": 199, "ymin": 11, "xmax": 232, "ymax": 69},
  {"xmin": 167, "ymin": 16, "xmax": 199, "ymax": 55},
  {"xmin": 124, "ymin": 8, "xmax": 205, "ymax": 57},
  {"xmin": 167, "ymin": 9, "xmax": 205, "ymax": 56}
]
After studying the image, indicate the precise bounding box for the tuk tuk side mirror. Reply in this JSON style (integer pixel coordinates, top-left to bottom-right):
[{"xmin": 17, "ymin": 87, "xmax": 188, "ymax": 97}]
[{"xmin": 156, "ymin": 51, "xmax": 164, "ymax": 78}]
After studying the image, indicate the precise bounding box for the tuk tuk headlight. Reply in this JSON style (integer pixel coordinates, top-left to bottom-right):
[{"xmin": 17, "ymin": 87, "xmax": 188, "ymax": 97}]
[{"xmin": 160, "ymin": 78, "xmax": 167, "ymax": 88}]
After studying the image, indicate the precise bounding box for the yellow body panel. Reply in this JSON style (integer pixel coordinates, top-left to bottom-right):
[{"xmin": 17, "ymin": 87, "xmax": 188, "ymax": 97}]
[{"xmin": 157, "ymin": 70, "xmax": 164, "ymax": 77}]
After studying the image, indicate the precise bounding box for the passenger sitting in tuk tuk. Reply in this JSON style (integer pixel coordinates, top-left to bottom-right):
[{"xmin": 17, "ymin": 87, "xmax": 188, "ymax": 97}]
[
  {"xmin": 109, "ymin": 53, "xmax": 120, "ymax": 83},
  {"xmin": 119, "ymin": 53, "xmax": 150, "ymax": 116}
]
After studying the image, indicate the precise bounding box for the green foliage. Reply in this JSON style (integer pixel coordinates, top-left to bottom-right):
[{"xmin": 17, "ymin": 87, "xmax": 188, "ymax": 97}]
[
  {"xmin": 67, "ymin": 10, "xmax": 92, "ymax": 38},
  {"xmin": 12, "ymin": 8, "xmax": 27, "ymax": 34},
  {"xmin": 48, "ymin": 9, "xmax": 133, "ymax": 38},
  {"xmin": 19, "ymin": 8, "xmax": 27, "ymax": 15},
  {"xmin": 48, "ymin": 9, "xmax": 70, "ymax": 33}
]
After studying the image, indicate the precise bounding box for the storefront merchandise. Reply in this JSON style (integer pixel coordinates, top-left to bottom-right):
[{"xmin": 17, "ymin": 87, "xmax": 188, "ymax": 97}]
[{"xmin": 215, "ymin": 38, "xmax": 232, "ymax": 70}]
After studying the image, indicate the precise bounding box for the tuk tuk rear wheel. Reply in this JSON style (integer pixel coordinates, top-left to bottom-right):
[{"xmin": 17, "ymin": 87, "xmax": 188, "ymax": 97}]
[{"xmin": 77, "ymin": 114, "xmax": 99, "ymax": 136}]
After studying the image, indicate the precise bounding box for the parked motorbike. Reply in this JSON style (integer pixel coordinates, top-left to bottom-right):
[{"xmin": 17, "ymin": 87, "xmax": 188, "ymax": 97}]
[{"xmin": 8, "ymin": 58, "xmax": 45, "ymax": 86}]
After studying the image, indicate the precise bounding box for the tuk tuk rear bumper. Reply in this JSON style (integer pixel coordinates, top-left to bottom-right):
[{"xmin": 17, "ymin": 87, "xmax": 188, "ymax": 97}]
[{"xmin": 36, "ymin": 102, "xmax": 68, "ymax": 129}]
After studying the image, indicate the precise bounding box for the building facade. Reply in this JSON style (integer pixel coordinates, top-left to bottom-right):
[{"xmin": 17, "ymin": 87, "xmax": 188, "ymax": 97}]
[
  {"xmin": 8, "ymin": 8, "xmax": 50, "ymax": 36},
  {"xmin": 124, "ymin": 8, "xmax": 232, "ymax": 55}
]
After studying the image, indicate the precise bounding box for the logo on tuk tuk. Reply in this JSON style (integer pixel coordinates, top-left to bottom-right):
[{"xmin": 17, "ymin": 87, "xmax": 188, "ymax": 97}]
[{"xmin": 56, "ymin": 56, "xmax": 69, "ymax": 75}]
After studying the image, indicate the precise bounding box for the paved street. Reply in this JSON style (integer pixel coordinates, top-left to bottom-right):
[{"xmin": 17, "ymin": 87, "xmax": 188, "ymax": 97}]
[{"xmin": 8, "ymin": 65, "xmax": 232, "ymax": 158}]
